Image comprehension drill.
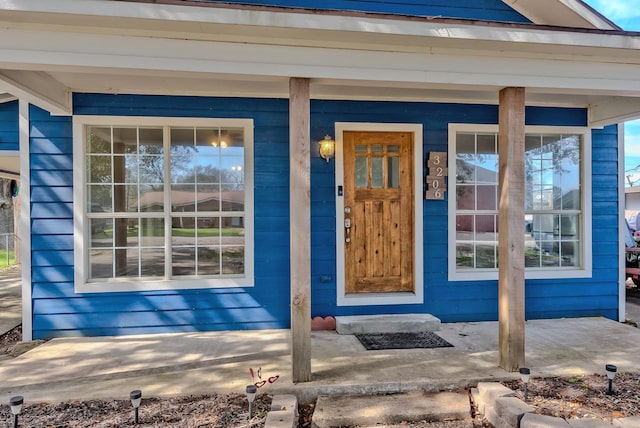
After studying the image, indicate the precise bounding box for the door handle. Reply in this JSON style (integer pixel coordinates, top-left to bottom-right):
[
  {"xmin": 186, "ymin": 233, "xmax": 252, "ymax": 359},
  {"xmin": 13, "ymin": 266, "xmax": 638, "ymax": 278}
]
[{"xmin": 344, "ymin": 217, "xmax": 351, "ymax": 244}]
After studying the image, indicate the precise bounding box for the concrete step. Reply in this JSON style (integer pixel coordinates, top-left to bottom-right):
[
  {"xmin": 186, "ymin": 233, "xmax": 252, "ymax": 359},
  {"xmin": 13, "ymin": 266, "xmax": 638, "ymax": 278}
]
[
  {"xmin": 335, "ymin": 314, "xmax": 441, "ymax": 334},
  {"xmin": 311, "ymin": 391, "xmax": 470, "ymax": 428}
]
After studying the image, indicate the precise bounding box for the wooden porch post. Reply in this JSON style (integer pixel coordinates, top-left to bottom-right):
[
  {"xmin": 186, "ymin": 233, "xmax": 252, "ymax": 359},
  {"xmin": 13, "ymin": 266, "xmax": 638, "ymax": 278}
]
[
  {"xmin": 289, "ymin": 77, "xmax": 312, "ymax": 382},
  {"xmin": 498, "ymin": 87, "xmax": 526, "ymax": 371}
]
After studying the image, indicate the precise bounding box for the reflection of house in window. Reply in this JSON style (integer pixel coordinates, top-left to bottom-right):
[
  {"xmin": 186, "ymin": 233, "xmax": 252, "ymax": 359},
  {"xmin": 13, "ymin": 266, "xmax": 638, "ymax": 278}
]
[
  {"xmin": 456, "ymin": 159, "xmax": 497, "ymax": 234},
  {"xmin": 134, "ymin": 190, "xmax": 245, "ymax": 228}
]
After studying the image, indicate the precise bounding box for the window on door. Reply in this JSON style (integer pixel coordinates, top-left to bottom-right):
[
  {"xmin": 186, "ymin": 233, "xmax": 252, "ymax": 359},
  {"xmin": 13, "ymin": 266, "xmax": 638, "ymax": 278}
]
[{"xmin": 448, "ymin": 124, "xmax": 591, "ymax": 281}]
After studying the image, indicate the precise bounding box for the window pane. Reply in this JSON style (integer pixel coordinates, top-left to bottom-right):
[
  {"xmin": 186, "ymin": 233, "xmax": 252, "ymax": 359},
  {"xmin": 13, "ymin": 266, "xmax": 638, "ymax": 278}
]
[
  {"xmin": 140, "ymin": 218, "xmax": 164, "ymax": 247},
  {"xmin": 197, "ymin": 218, "xmax": 221, "ymax": 246},
  {"xmin": 355, "ymin": 157, "xmax": 368, "ymax": 188},
  {"xmin": 90, "ymin": 249, "xmax": 113, "ymax": 279},
  {"xmin": 90, "ymin": 218, "xmax": 112, "ymax": 244},
  {"xmin": 222, "ymin": 247, "xmax": 244, "ymax": 274},
  {"xmin": 88, "ymin": 155, "xmax": 112, "ymax": 183},
  {"xmin": 88, "ymin": 127, "xmax": 111, "ymax": 154},
  {"xmin": 561, "ymin": 241, "xmax": 579, "ymax": 267},
  {"xmin": 388, "ymin": 145, "xmax": 399, "ymax": 153},
  {"xmin": 355, "ymin": 145, "xmax": 367, "ymax": 153},
  {"xmin": 387, "ymin": 156, "xmax": 399, "ymax": 188},
  {"xmin": 456, "ymin": 215, "xmax": 473, "ymax": 236},
  {"xmin": 196, "ymin": 156, "xmax": 220, "ymax": 184},
  {"xmin": 140, "ymin": 248, "xmax": 165, "ymax": 277},
  {"xmin": 456, "ymin": 243, "xmax": 474, "ymax": 269},
  {"xmin": 139, "ymin": 184, "xmax": 163, "ymax": 212},
  {"xmin": 475, "ymin": 215, "xmax": 496, "ymax": 241},
  {"xmin": 456, "ymin": 186, "xmax": 475, "ymax": 210},
  {"xmin": 88, "ymin": 185, "xmax": 112, "ymax": 212},
  {"xmin": 476, "ymin": 185, "xmax": 497, "ymax": 210},
  {"xmin": 475, "ymin": 244, "xmax": 496, "ymax": 269},
  {"xmin": 114, "ymin": 184, "xmax": 139, "ymax": 213},
  {"xmin": 172, "ymin": 217, "xmax": 196, "ymax": 246},
  {"xmin": 113, "ymin": 127, "xmax": 137, "ymax": 154},
  {"xmin": 195, "ymin": 128, "xmax": 220, "ymax": 156},
  {"xmin": 371, "ymin": 145, "xmax": 383, "ymax": 153},
  {"xmin": 371, "ymin": 157, "xmax": 383, "ymax": 188},
  {"xmin": 172, "ymin": 247, "xmax": 196, "ymax": 276},
  {"xmin": 198, "ymin": 247, "xmax": 220, "ymax": 275}
]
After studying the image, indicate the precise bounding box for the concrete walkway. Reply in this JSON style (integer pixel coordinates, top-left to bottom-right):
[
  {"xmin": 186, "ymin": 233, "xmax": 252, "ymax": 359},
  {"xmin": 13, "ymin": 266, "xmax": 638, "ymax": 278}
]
[
  {"xmin": 1, "ymin": 317, "xmax": 640, "ymax": 405},
  {"xmin": 0, "ymin": 266, "xmax": 20, "ymax": 336},
  {"xmin": 1, "ymin": 273, "xmax": 640, "ymax": 408}
]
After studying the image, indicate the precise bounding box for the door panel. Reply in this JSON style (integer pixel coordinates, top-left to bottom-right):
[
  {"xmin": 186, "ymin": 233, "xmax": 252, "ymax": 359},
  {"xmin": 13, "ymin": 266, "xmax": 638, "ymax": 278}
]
[{"xmin": 343, "ymin": 131, "xmax": 414, "ymax": 294}]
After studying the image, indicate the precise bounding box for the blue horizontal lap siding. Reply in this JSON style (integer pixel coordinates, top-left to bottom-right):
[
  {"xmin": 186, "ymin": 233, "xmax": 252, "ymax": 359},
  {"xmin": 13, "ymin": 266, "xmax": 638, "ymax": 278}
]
[
  {"xmin": 309, "ymin": 100, "xmax": 617, "ymax": 322},
  {"xmin": 197, "ymin": 0, "xmax": 531, "ymax": 22},
  {"xmin": 31, "ymin": 95, "xmax": 291, "ymax": 339},
  {"xmin": 0, "ymin": 100, "xmax": 18, "ymax": 152},
  {"xmin": 33, "ymin": 94, "xmax": 618, "ymax": 338}
]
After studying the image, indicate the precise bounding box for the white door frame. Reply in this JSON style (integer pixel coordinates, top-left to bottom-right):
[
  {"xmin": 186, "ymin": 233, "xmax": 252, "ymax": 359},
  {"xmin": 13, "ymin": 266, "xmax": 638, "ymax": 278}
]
[{"xmin": 335, "ymin": 122, "xmax": 424, "ymax": 306}]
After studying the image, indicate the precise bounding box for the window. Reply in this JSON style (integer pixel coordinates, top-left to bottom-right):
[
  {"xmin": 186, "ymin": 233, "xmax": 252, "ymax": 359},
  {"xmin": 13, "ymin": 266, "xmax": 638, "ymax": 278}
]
[
  {"xmin": 74, "ymin": 117, "xmax": 254, "ymax": 292},
  {"xmin": 448, "ymin": 124, "xmax": 591, "ymax": 281}
]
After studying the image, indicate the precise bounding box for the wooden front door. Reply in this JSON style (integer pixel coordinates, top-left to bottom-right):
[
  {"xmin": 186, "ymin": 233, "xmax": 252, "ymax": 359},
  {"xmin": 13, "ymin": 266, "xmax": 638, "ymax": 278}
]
[{"xmin": 343, "ymin": 131, "xmax": 414, "ymax": 294}]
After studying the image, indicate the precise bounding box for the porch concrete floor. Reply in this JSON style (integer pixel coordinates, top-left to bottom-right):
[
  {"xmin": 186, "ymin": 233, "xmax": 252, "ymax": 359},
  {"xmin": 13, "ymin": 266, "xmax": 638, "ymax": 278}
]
[{"xmin": 0, "ymin": 317, "xmax": 639, "ymax": 404}]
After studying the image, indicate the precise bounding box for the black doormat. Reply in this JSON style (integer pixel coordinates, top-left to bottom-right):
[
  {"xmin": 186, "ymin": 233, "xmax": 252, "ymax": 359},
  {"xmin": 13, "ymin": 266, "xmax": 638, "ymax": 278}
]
[{"xmin": 355, "ymin": 331, "xmax": 453, "ymax": 350}]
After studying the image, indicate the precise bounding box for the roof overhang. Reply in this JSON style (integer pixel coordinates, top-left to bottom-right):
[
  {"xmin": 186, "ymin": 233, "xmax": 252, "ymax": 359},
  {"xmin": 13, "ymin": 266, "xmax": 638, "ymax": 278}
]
[
  {"xmin": 0, "ymin": 0, "xmax": 639, "ymax": 126},
  {"xmin": 502, "ymin": 0, "xmax": 621, "ymax": 30}
]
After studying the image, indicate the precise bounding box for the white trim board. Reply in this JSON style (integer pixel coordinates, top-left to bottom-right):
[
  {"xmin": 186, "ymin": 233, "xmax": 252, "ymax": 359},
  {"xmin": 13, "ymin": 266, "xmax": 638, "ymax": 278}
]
[
  {"xmin": 334, "ymin": 122, "xmax": 424, "ymax": 307},
  {"xmin": 619, "ymin": 123, "xmax": 626, "ymax": 322},
  {"xmin": 19, "ymin": 100, "xmax": 32, "ymax": 341}
]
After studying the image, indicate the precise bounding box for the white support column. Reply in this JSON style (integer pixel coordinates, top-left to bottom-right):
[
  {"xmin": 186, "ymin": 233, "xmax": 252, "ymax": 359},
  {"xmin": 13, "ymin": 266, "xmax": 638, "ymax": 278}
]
[
  {"xmin": 498, "ymin": 87, "xmax": 526, "ymax": 371},
  {"xmin": 289, "ymin": 77, "xmax": 311, "ymax": 383},
  {"xmin": 19, "ymin": 99, "xmax": 32, "ymax": 341}
]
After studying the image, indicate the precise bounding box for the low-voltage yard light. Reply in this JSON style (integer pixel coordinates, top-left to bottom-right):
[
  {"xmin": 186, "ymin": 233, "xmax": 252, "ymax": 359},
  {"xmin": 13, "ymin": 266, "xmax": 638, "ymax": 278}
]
[
  {"xmin": 246, "ymin": 384, "xmax": 257, "ymax": 420},
  {"xmin": 9, "ymin": 396, "xmax": 23, "ymax": 428},
  {"xmin": 519, "ymin": 368, "xmax": 531, "ymax": 402},
  {"xmin": 605, "ymin": 364, "xmax": 617, "ymax": 395},
  {"xmin": 130, "ymin": 389, "xmax": 142, "ymax": 424}
]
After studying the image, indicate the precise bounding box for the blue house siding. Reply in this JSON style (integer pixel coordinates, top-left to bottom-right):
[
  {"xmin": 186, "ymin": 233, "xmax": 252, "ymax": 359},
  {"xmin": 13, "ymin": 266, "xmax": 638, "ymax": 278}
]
[
  {"xmin": 195, "ymin": 0, "xmax": 531, "ymax": 23},
  {"xmin": 31, "ymin": 95, "xmax": 292, "ymax": 339},
  {"xmin": 0, "ymin": 100, "xmax": 18, "ymax": 152},
  {"xmin": 29, "ymin": 94, "xmax": 619, "ymax": 338},
  {"xmin": 309, "ymin": 100, "xmax": 618, "ymax": 323}
]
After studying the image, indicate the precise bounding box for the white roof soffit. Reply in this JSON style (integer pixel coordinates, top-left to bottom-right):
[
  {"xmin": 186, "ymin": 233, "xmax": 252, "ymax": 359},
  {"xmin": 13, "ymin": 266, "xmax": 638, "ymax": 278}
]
[
  {"xmin": 502, "ymin": 0, "xmax": 621, "ymax": 30},
  {"xmin": 0, "ymin": 0, "xmax": 638, "ymax": 125}
]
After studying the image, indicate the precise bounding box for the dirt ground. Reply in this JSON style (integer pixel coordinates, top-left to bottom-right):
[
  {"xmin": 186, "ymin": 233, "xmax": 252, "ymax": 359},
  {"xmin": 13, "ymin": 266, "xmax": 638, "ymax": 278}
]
[{"xmin": 1, "ymin": 325, "xmax": 639, "ymax": 427}]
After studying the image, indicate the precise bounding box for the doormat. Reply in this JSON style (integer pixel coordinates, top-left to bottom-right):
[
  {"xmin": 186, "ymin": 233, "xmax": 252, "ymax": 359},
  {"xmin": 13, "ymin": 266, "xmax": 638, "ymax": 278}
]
[{"xmin": 355, "ymin": 331, "xmax": 453, "ymax": 350}]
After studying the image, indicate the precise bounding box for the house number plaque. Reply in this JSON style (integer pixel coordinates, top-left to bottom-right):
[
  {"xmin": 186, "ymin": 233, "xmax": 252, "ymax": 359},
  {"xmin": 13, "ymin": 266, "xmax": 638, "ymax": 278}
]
[{"xmin": 425, "ymin": 152, "xmax": 448, "ymax": 200}]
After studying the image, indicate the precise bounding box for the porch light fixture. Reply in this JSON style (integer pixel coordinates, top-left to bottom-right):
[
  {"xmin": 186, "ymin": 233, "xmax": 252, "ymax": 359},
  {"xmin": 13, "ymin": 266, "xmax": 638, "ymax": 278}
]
[
  {"xmin": 10, "ymin": 395, "xmax": 23, "ymax": 428},
  {"xmin": 319, "ymin": 135, "xmax": 335, "ymax": 162},
  {"xmin": 130, "ymin": 389, "xmax": 142, "ymax": 424},
  {"xmin": 519, "ymin": 368, "xmax": 530, "ymax": 401},
  {"xmin": 605, "ymin": 364, "xmax": 617, "ymax": 395},
  {"xmin": 246, "ymin": 384, "xmax": 257, "ymax": 420}
]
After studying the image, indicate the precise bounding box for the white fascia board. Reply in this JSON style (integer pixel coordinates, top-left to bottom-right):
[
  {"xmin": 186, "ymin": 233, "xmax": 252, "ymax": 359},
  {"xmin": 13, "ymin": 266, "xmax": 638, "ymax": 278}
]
[
  {"xmin": 0, "ymin": 0, "xmax": 639, "ymax": 52},
  {"xmin": 0, "ymin": 70, "xmax": 70, "ymax": 115},
  {"xmin": 589, "ymin": 97, "xmax": 640, "ymax": 127},
  {"xmin": 1, "ymin": 28, "xmax": 640, "ymax": 95}
]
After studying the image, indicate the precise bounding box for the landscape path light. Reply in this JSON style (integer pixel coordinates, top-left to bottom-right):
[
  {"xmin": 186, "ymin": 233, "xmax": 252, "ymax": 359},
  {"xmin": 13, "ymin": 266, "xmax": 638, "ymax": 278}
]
[
  {"xmin": 130, "ymin": 389, "xmax": 142, "ymax": 424},
  {"xmin": 519, "ymin": 368, "xmax": 530, "ymax": 402},
  {"xmin": 605, "ymin": 364, "xmax": 617, "ymax": 395},
  {"xmin": 10, "ymin": 395, "xmax": 23, "ymax": 428},
  {"xmin": 246, "ymin": 384, "xmax": 257, "ymax": 420}
]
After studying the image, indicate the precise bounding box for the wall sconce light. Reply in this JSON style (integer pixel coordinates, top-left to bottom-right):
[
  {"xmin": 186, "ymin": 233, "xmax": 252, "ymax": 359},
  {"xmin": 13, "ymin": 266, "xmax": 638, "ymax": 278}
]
[{"xmin": 319, "ymin": 135, "xmax": 335, "ymax": 162}]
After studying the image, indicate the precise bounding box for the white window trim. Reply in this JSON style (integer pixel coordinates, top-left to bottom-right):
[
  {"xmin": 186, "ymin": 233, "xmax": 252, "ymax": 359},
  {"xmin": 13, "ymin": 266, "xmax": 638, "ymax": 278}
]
[
  {"xmin": 335, "ymin": 122, "xmax": 424, "ymax": 306},
  {"xmin": 73, "ymin": 115, "xmax": 255, "ymax": 293},
  {"xmin": 447, "ymin": 123, "xmax": 592, "ymax": 281}
]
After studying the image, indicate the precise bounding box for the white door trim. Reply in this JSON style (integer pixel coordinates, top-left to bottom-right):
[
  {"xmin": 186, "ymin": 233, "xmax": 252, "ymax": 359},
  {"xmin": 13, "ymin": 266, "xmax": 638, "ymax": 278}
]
[{"xmin": 335, "ymin": 122, "xmax": 424, "ymax": 307}]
